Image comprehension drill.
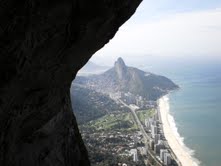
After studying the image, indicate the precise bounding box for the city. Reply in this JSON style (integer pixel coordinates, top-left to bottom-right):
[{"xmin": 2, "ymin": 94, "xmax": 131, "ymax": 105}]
[
  {"xmin": 110, "ymin": 91, "xmax": 180, "ymax": 166},
  {"xmin": 74, "ymin": 85, "xmax": 180, "ymax": 166}
]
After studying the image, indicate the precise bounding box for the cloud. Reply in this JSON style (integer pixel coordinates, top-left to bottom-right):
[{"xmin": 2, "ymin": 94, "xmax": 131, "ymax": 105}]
[{"xmin": 93, "ymin": 8, "xmax": 221, "ymax": 59}]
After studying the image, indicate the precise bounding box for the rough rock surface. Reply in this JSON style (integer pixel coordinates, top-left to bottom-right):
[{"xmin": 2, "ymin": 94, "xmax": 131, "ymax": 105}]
[{"xmin": 0, "ymin": 0, "xmax": 141, "ymax": 166}]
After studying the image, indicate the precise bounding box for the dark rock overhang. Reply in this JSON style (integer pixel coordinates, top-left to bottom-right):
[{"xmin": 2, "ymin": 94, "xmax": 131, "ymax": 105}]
[{"xmin": 0, "ymin": 0, "xmax": 142, "ymax": 166}]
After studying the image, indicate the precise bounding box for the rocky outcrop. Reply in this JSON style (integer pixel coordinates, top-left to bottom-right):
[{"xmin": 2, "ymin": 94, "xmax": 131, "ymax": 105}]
[
  {"xmin": 75, "ymin": 58, "xmax": 178, "ymax": 100},
  {"xmin": 0, "ymin": 0, "xmax": 142, "ymax": 166},
  {"xmin": 114, "ymin": 57, "xmax": 127, "ymax": 80}
]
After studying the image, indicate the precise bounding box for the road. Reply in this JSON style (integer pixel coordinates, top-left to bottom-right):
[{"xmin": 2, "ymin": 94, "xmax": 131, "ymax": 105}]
[
  {"xmin": 118, "ymin": 99, "xmax": 164, "ymax": 166},
  {"xmin": 120, "ymin": 101, "xmax": 150, "ymax": 142}
]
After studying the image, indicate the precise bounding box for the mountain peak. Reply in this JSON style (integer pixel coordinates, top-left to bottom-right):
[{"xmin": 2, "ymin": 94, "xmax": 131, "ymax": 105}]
[
  {"xmin": 114, "ymin": 57, "xmax": 127, "ymax": 79},
  {"xmin": 75, "ymin": 57, "xmax": 179, "ymax": 100},
  {"xmin": 115, "ymin": 57, "xmax": 126, "ymax": 67}
]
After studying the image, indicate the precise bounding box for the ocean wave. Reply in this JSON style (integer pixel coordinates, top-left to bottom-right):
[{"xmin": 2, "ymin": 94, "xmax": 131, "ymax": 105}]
[{"xmin": 162, "ymin": 96, "xmax": 201, "ymax": 166}]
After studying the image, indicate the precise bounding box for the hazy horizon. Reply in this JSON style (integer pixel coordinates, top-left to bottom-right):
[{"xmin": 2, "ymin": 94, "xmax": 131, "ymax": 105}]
[{"xmin": 90, "ymin": 0, "xmax": 221, "ymax": 65}]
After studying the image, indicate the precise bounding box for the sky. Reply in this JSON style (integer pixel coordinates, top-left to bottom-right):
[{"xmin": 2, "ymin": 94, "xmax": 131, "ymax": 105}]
[{"xmin": 91, "ymin": 0, "xmax": 221, "ymax": 65}]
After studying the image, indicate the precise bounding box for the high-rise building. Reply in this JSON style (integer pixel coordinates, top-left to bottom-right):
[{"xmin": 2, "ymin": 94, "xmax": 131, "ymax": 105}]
[
  {"xmin": 154, "ymin": 140, "xmax": 164, "ymax": 154},
  {"xmin": 160, "ymin": 149, "xmax": 168, "ymax": 161},
  {"xmin": 151, "ymin": 125, "xmax": 157, "ymax": 138},
  {"xmin": 154, "ymin": 134, "xmax": 161, "ymax": 144},
  {"xmin": 130, "ymin": 149, "xmax": 138, "ymax": 162},
  {"xmin": 164, "ymin": 153, "xmax": 172, "ymax": 165}
]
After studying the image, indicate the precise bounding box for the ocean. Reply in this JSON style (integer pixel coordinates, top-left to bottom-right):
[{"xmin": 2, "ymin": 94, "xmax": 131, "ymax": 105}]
[{"xmin": 138, "ymin": 57, "xmax": 221, "ymax": 166}]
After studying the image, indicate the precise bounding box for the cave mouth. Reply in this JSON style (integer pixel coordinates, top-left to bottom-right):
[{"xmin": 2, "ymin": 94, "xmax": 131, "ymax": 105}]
[
  {"xmin": 0, "ymin": 1, "xmax": 142, "ymax": 166},
  {"xmin": 68, "ymin": 1, "xmax": 221, "ymax": 166}
]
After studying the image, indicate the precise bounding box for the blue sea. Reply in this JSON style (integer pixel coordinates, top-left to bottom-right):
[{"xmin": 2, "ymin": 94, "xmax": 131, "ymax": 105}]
[{"xmin": 136, "ymin": 56, "xmax": 221, "ymax": 166}]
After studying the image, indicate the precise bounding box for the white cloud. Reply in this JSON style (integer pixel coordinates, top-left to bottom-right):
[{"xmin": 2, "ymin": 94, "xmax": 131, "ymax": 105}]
[{"xmin": 93, "ymin": 8, "xmax": 221, "ymax": 59}]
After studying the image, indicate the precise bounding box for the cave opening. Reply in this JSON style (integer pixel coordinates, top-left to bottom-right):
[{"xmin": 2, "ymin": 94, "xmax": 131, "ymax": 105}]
[
  {"xmin": 70, "ymin": 1, "xmax": 221, "ymax": 166},
  {"xmin": 0, "ymin": 0, "xmax": 142, "ymax": 166}
]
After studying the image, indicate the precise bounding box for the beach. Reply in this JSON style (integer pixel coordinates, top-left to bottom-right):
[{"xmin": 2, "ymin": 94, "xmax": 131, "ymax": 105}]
[{"xmin": 158, "ymin": 96, "xmax": 198, "ymax": 166}]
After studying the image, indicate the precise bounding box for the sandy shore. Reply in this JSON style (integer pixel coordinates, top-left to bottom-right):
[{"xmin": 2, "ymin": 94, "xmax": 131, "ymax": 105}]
[{"xmin": 158, "ymin": 96, "xmax": 198, "ymax": 166}]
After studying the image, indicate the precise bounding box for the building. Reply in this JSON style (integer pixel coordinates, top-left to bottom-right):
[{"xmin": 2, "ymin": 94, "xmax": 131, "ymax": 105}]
[
  {"xmin": 154, "ymin": 112, "xmax": 159, "ymax": 121},
  {"xmin": 164, "ymin": 153, "xmax": 172, "ymax": 165},
  {"xmin": 152, "ymin": 120, "xmax": 157, "ymax": 126},
  {"xmin": 154, "ymin": 140, "xmax": 164, "ymax": 154},
  {"xmin": 141, "ymin": 147, "xmax": 147, "ymax": 155},
  {"xmin": 154, "ymin": 134, "xmax": 161, "ymax": 144},
  {"xmin": 145, "ymin": 118, "xmax": 149, "ymax": 128},
  {"xmin": 160, "ymin": 149, "xmax": 168, "ymax": 161},
  {"xmin": 130, "ymin": 149, "xmax": 138, "ymax": 162},
  {"xmin": 149, "ymin": 139, "xmax": 154, "ymax": 151},
  {"xmin": 149, "ymin": 118, "xmax": 154, "ymax": 125},
  {"xmin": 151, "ymin": 124, "xmax": 157, "ymax": 138},
  {"xmin": 145, "ymin": 118, "xmax": 154, "ymax": 130},
  {"xmin": 122, "ymin": 92, "xmax": 136, "ymax": 105}
]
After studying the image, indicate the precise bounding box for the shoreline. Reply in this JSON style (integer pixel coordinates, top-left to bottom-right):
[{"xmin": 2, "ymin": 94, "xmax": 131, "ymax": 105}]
[{"xmin": 158, "ymin": 96, "xmax": 199, "ymax": 166}]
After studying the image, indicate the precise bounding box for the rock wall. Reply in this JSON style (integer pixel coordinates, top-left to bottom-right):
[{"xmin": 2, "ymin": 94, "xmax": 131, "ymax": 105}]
[{"xmin": 0, "ymin": 0, "xmax": 141, "ymax": 166}]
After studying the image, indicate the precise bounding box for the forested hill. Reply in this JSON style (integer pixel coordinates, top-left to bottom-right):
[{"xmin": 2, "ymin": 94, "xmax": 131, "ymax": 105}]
[{"xmin": 70, "ymin": 85, "xmax": 130, "ymax": 124}]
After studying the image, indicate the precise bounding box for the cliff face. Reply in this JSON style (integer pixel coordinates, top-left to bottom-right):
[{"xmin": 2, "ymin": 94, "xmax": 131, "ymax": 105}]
[
  {"xmin": 114, "ymin": 57, "xmax": 127, "ymax": 80},
  {"xmin": 0, "ymin": 1, "xmax": 142, "ymax": 166}
]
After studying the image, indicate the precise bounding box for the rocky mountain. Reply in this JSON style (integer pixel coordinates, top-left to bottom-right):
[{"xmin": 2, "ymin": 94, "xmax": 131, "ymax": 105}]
[{"xmin": 75, "ymin": 58, "xmax": 178, "ymax": 100}]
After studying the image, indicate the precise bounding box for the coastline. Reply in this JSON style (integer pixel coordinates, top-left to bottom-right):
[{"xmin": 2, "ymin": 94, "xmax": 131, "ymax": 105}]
[{"xmin": 158, "ymin": 96, "xmax": 199, "ymax": 166}]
